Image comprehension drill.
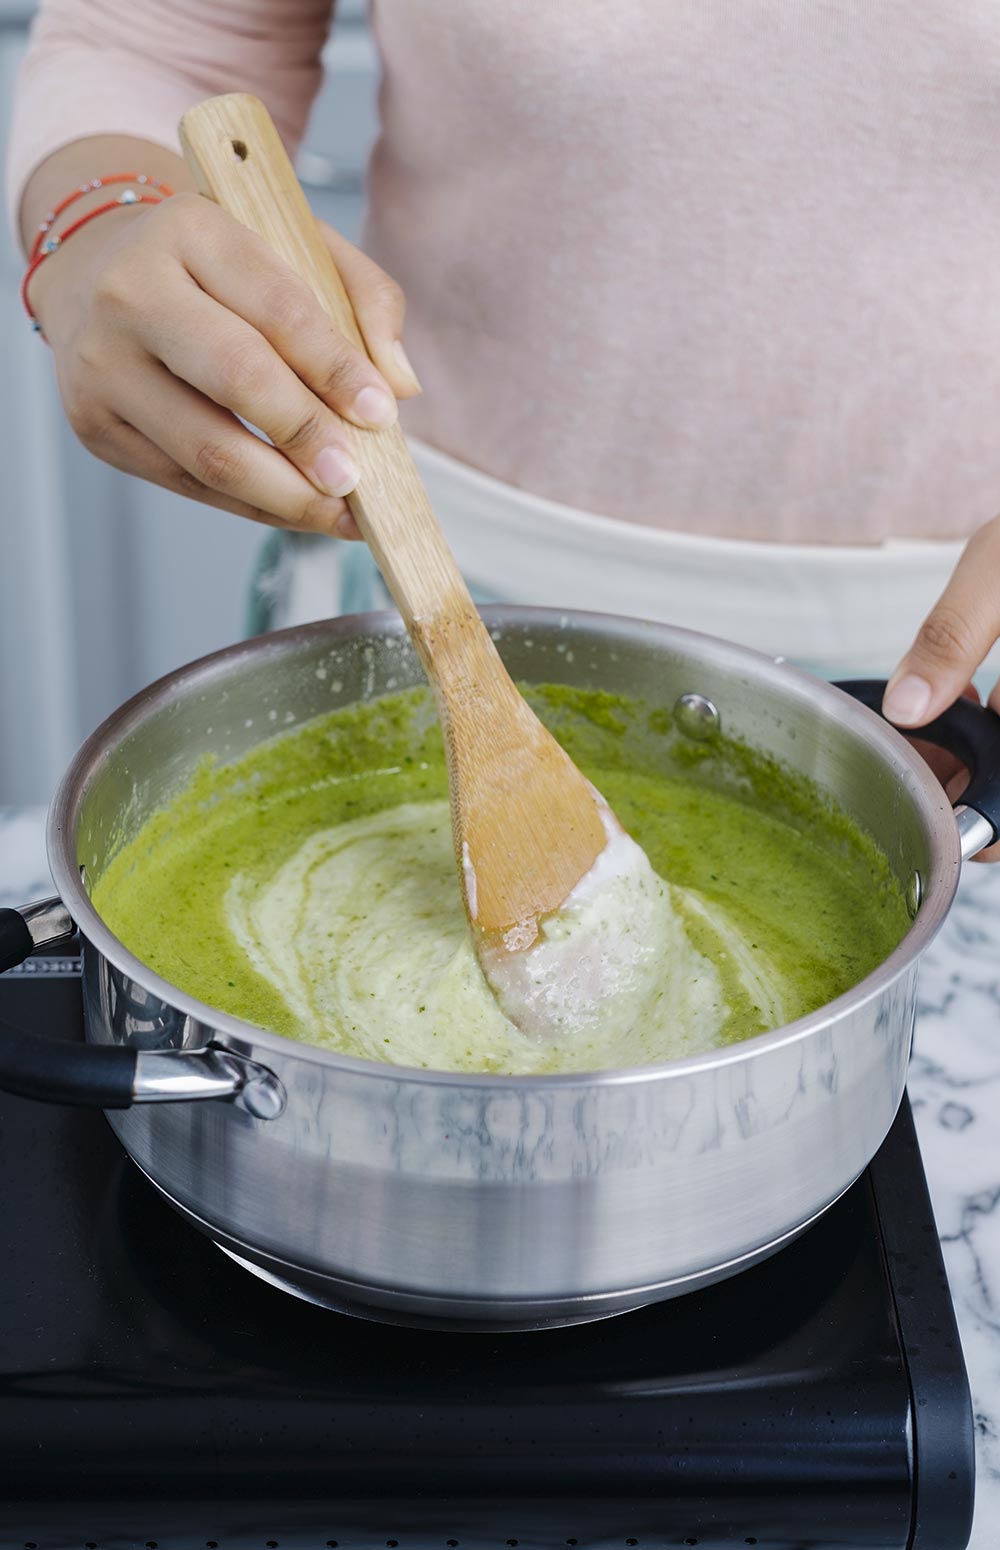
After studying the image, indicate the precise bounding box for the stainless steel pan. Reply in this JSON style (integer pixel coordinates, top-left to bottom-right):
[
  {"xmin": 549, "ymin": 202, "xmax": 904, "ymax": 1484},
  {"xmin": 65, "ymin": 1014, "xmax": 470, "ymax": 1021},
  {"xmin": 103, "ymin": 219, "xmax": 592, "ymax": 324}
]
[{"xmin": 2, "ymin": 608, "xmax": 999, "ymax": 1330}]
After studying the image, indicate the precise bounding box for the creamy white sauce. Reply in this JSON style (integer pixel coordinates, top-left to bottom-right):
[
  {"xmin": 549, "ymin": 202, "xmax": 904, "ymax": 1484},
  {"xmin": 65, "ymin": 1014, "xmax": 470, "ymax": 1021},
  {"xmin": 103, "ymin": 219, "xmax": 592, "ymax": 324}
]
[
  {"xmin": 479, "ymin": 795, "xmax": 678, "ymax": 1039},
  {"xmin": 225, "ymin": 800, "xmax": 787, "ymax": 1074}
]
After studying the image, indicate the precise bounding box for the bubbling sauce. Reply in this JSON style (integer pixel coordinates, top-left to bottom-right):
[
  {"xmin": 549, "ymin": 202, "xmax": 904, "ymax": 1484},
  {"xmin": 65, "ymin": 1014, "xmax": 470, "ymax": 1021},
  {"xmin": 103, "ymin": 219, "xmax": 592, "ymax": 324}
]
[{"xmin": 91, "ymin": 684, "xmax": 910, "ymax": 1075}]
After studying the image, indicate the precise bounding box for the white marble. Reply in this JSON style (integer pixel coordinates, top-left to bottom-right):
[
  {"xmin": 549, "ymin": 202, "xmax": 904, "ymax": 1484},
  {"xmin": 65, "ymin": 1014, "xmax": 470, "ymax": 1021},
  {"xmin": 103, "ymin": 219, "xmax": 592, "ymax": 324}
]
[
  {"xmin": 2, "ymin": 803, "xmax": 999, "ymax": 1545},
  {"xmin": 907, "ymin": 859, "xmax": 1000, "ymax": 1545}
]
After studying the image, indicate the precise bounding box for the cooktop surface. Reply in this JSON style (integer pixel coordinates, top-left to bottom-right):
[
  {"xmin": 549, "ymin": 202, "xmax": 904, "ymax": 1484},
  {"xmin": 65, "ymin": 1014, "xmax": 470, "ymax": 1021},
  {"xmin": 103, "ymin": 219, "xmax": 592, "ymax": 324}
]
[{"xmin": 0, "ymin": 952, "xmax": 975, "ymax": 1550}]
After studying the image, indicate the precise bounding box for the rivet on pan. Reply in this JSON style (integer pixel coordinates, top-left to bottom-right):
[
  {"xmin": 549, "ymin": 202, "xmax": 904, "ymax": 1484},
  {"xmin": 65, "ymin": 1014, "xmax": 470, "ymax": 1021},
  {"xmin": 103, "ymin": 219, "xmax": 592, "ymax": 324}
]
[
  {"xmin": 907, "ymin": 871, "xmax": 923, "ymax": 920},
  {"xmin": 675, "ymin": 693, "xmax": 721, "ymax": 741},
  {"xmin": 239, "ymin": 1072, "xmax": 287, "ymax": 1121}
]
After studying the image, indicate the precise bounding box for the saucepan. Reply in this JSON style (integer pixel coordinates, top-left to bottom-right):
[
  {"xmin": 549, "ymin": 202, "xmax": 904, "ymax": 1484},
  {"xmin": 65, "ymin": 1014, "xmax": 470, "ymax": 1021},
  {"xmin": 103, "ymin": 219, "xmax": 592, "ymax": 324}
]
[{"xmin": 2, "ymin": 607, "xmax": 999, "ymax": 1331}]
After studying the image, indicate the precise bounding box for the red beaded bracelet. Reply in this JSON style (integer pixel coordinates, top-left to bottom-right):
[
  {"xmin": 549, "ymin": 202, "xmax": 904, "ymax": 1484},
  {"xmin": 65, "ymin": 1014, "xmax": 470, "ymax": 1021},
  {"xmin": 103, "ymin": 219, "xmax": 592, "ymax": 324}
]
[
  {"xmin": 22, "ymin": 174, "xmax": 175, "ymax": 333},
  {"xmin": 29, "ymin": 172, "xmax": 174, "ymax": 261}
]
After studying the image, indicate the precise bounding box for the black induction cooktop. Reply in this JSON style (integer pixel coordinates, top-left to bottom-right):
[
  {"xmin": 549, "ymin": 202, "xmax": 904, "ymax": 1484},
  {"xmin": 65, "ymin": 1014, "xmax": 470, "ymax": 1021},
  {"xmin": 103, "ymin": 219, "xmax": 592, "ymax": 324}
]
[{"xmin": 0, "ymin": 949, "xmax": 975, "ymax": 1550}]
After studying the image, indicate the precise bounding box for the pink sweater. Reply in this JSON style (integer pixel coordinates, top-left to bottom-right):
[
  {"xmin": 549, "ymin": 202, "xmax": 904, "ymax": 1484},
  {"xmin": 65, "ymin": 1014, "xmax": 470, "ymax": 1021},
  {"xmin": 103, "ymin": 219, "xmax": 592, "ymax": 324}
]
[{"xmin": 9, "ymin": 0, "xmax": 1000, "ymax": 544}]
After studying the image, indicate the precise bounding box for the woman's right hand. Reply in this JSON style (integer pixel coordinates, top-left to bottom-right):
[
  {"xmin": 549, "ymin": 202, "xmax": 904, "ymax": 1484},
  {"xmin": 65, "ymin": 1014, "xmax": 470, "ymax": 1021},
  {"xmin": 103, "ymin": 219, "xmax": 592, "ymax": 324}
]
[{"xmin": 30, "ymin": 191, "xmax": 421, "ymax": 537}]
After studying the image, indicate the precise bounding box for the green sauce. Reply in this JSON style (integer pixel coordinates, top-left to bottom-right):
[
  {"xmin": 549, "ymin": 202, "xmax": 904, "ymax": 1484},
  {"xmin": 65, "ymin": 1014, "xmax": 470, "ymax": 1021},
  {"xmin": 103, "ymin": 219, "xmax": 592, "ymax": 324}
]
[{"xmin": 92, "ymin": 684, "xmax": 910, "ymax": 1072}]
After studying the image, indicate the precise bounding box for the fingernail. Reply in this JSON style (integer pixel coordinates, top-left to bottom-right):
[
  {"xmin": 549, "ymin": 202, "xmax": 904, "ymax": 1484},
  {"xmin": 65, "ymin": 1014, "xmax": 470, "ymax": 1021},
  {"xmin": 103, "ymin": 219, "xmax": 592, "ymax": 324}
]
[
  {"xmin": 353, "ymin": 384, "xmax": 397, "ymax": 428},
  {"xmin": 392, "ymin": 340, "xmax": 422, "ymax": 392},
  {"xmin": 313, "ymin": 445, "xmax": 359, "ymax": 498},
  {"xmin": 335, "ymin": 510, "xmax": 359, "ymax": 540},
  {"xmin": 883, "ymin": 673, "xmax": 932, "ymax": 726}
]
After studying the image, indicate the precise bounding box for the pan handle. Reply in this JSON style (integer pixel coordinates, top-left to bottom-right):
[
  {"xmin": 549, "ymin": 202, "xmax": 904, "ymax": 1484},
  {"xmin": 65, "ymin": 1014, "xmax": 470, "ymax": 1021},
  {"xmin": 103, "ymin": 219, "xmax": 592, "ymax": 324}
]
[
  {"xmin": 0, "ymin": 897, "xmax": 76, "ymax": 970},
  {"xmin": 0, "ymin": 897, "xmax": 285, "ymax": 1116},
  {"xmin": 836, "ymin": 679, "xmax": 1000, "ymax": 860}
]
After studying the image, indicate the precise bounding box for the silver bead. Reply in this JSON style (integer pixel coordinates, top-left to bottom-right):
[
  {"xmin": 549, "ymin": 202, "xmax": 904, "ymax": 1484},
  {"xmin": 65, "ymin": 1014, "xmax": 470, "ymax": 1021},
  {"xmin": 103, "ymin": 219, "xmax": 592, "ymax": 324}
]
[
  {"xmin": 119, "ymin": 189, "xmax": 140, "ymax": 205},
  {"xmin": 41, "ymin": 236, "xmax": 60, "ymax": 253}
]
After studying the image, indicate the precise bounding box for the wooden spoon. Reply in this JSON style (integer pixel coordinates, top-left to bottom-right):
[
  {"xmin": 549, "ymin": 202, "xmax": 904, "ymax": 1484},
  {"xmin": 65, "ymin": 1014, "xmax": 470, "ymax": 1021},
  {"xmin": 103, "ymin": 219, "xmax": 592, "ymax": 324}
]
[{"xmin": 180, "ymin": 94, "xmax": 610, "ymax": 965}]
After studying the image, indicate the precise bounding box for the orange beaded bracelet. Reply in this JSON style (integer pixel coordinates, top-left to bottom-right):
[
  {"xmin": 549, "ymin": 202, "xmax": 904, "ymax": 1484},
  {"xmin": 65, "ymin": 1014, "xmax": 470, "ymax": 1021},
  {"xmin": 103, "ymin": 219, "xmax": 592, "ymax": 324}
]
[{"xmin": 22, "ymin": 174, "xmax": 175, "ymax": 333}]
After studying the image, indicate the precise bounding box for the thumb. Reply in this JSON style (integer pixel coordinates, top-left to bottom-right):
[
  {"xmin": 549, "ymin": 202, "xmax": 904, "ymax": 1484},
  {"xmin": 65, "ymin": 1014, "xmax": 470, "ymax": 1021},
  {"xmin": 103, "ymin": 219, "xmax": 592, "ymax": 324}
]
[{"xmin": 883, "ymin": 517, "xmax": 1000, "ymax": 727}]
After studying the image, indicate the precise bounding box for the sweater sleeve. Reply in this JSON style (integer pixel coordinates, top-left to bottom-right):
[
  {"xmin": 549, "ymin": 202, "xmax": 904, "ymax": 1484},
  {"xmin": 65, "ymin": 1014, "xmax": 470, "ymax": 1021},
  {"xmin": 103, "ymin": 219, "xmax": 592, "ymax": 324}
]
[{"xmin": 6, "ymin": 0, "xmax": 334, "ymax": 240}]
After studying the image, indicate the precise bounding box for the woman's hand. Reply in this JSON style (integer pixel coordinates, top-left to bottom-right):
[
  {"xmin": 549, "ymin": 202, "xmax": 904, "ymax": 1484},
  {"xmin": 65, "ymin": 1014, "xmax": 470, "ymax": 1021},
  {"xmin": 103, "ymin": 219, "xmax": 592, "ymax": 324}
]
[
  {"xmin": 884, "ymin": 515, "xmax": 1000, "ymax": 859},
  {"xmin": 31, "ymin": 191, "xmax": 420, "ymax": 538}
]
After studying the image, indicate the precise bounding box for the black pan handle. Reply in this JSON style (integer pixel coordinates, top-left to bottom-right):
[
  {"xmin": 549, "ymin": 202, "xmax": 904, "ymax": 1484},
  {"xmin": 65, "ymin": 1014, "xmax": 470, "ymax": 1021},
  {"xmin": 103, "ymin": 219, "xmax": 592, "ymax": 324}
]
[
  {"xmin": 0, "ymin": 897, "xmax": 285, "ymax": 1115},
  {"xmin": 0, "ymin": 908, "xmax": 34, "ymax": 974},
  {"xmin": 0, "ymin": 1012, "xmax": 136, "ymax": 1107},
  {"xmin": 837, "ymin": 679, "xmax": 1000, "ymax": 852},
  {"xmin": 0, "ymin": 896, "xmax": 136, "ymax": 1106},
  {"xmin": 0, "ymin": 897, "xmax": 75, "ymax": 972}
]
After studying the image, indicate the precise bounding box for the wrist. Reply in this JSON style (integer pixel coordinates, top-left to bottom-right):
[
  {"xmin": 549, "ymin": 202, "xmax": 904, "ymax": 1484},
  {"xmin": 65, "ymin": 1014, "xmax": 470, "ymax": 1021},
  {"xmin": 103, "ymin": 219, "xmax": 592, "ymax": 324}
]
[
  {"xmin": 19, "ymin": 137, "xmax": 190, "ymax": 254},
  {"xmin": 19, "ymin": 141, "xmax": 190, "ymax": 336},
  {"xmin": 28, "ymin": 200, "xmax": 154, "ymax": 338}
]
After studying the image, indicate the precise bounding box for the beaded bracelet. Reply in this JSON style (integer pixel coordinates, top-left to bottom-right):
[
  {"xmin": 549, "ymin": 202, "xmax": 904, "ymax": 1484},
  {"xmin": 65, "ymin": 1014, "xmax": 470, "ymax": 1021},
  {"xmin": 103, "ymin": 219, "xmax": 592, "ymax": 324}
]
[
  {"xmin": 22, "ymin": 173, "xmax": 175, "ymax": 332},
  {"xmin": 29, "ymin": 173, "xmax": 175, "ymax": 261}
]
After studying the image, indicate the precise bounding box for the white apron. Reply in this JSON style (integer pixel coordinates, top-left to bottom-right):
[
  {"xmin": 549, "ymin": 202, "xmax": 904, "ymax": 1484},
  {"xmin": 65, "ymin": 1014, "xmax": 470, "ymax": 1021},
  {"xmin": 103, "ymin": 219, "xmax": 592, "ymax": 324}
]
[{"xmin": 248, "ymin": 438, "xmax": 988, "ymax": 686}]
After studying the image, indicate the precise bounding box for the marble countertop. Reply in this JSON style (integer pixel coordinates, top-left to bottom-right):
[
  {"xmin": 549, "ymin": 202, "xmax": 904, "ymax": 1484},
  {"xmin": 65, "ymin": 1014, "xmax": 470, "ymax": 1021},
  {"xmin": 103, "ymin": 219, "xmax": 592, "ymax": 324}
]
[{"xmin": 2, "ymin": 803, "xmax": 999, "ymax": 1546}]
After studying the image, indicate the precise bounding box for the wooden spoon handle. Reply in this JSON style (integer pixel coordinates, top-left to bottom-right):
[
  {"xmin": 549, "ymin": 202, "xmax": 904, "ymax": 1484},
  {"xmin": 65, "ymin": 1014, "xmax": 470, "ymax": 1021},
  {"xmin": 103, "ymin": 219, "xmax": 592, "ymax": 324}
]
[
  {"xmin": 180, "ymin": 94, "xmax": 609, "ymax": 941},
  {"xmin": 179, "ymin": 93, "xmax": 482, "ymax": 664}
]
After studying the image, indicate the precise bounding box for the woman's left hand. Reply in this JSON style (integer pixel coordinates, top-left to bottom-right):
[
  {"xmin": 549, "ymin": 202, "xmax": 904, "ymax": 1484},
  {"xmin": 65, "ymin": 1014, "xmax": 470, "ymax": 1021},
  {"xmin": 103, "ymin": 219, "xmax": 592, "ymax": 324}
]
[{"xmin": 883, "ymin": 514, "xmax": 1000, "ymax": 859}]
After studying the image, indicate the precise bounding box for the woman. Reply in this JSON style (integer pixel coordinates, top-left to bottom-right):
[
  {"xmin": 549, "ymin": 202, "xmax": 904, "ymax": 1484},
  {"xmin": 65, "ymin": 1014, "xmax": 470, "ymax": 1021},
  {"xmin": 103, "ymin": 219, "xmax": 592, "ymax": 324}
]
[{"xmin": 8, "ymin": 0, "xmax": 1000, "ymax": 814}]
